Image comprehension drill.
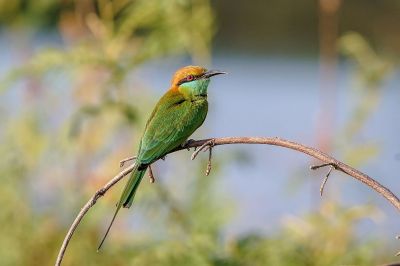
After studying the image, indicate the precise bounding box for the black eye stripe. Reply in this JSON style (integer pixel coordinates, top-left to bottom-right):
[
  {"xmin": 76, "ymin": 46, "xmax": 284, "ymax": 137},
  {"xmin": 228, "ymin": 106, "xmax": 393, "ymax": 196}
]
[{"xmin": 177, "ymin": 73, "xmax": 204, "ymax": 85}]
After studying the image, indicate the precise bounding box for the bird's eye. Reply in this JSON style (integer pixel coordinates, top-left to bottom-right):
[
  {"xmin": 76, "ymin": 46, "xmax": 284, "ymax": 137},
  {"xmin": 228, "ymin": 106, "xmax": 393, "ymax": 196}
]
[{"xmin": 186, "ymin": 75, "xmax": 194, "ymax": 81}]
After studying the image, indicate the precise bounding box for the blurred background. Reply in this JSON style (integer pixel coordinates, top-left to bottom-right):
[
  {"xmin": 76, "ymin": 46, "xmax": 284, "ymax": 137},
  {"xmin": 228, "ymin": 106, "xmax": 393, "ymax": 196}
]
[{"xmin": 1, "ymin": 0, "xmax": 400, "ymax": 265}]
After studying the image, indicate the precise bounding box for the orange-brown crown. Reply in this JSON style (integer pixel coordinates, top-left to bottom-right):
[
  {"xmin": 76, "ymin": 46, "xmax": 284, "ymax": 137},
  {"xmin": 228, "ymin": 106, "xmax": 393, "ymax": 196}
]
[{"xmin": 170, "ymin": 65, "xmax": 207, "ymax": 88}]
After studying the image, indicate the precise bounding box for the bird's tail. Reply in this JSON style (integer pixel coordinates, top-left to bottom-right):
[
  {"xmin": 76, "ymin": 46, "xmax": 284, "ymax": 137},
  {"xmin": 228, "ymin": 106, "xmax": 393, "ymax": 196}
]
[{"xmin": 97, "ymin": 164, "xmax": 147, "ymax": 251}]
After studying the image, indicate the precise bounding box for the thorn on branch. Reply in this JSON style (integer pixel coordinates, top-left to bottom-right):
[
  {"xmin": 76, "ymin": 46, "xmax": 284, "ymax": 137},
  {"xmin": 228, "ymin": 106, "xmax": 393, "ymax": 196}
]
[
  {"xmin": 148, "ymin": 165, "xmax": 155, "ymax": 183},
  {"xmin": 91, "ymin": 188, "xmax": 107, "ymax": 206},
  {"xmin": 95, "ymin": 188, "xmax": 106, "ymax": 197},
  {"xmin": 310, "ymin": 163, "xmax": 337, "ymax": 196},
  {"xmin": 120, "ymin": 156, "xmax": 137, "ymax": 168}
]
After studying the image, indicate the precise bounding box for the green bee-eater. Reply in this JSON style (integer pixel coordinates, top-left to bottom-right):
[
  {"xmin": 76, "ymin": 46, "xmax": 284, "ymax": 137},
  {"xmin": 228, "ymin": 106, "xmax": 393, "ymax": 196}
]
[{"xmin": 98, "ymin": 66, "xmax": 225, "ymax": 249}]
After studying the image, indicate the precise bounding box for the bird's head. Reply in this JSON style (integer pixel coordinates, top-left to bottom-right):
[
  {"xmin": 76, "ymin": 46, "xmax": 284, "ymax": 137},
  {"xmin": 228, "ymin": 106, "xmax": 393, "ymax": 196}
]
[{"xmin": 171, "ymin": 66, "xmax": 226, "ymax": 99}]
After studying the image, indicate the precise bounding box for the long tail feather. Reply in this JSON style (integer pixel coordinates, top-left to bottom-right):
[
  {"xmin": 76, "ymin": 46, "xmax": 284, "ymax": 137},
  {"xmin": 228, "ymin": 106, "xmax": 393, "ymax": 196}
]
[
  {"xmin": 121, "ymin": 166, "xmax": 147, "ymax": 208},
  {"xmin": 97, "ymin": 164, "xmax": 146, "ymax": 251},
  {"xmin": 97, "ymin": 203, "xmax": 121, "ymax": 251}
]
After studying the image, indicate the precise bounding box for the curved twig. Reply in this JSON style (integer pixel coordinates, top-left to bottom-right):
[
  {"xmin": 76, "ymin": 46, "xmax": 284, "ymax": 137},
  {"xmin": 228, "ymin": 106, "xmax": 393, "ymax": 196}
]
[
  {"xmin": 55, "ymin": 163, "xmax": 136, "ymax": 266},
  {"xmin": 55, "ymin": 136, "xmax": 400, "ymax": 266}
]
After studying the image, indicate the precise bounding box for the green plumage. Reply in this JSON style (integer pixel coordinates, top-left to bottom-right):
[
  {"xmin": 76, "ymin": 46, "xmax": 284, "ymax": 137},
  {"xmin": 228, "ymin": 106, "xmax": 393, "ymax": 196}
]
[
  {"xmin": 98, "ymin": 66, "xmax": 225, "ymax": 250},
  {"xmin": 121, "ymin": 89, "xmax": 208, "ymax": 208}
]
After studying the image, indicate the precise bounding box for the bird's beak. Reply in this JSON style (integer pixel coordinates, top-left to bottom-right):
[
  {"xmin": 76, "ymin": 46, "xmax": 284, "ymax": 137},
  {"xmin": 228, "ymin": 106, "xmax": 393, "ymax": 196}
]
[{"xmin": 203, "ymin": 70, "xmax": 227, "ymax": 78}]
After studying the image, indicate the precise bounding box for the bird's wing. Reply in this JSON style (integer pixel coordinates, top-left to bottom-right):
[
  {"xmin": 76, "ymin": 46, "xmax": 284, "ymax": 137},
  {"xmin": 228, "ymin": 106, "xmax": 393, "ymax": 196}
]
[{"xmin": 138, "ymin": 94, "xmax": 207, "ymax": 165}]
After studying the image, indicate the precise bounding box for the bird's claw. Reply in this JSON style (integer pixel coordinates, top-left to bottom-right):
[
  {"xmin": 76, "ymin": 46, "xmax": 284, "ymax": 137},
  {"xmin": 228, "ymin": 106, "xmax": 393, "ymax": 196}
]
[{"xmin": 182, "ymin": 139, "xmax": 195, "ymax": 150}]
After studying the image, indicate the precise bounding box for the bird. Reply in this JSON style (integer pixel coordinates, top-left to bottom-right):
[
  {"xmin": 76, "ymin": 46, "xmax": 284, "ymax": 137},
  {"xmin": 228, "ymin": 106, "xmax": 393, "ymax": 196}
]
[{"xmin": 98, "ymin": 65, "xmax": 226, "ymax": 250}]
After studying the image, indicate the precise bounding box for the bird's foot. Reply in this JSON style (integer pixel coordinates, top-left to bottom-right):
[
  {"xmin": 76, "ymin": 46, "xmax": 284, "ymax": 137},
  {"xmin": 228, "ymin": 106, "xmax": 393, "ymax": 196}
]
[
  {"xmin": 148, "ymin": 165, "xmax": 155, "ymax": 183},
  {"xmin": 310, "ymin": 162, "xmax": 338, "ymax": 196},
  {"xmin": 191, "ymin": 139, "xmax": 215, "ymax": 176},
  {"xmin": 119, "ymin": 156, "xmax": 137, "ymax": 168},
  {"xmin": 182, "ymin": 139, "xmax": 195, "ymax": 150}
]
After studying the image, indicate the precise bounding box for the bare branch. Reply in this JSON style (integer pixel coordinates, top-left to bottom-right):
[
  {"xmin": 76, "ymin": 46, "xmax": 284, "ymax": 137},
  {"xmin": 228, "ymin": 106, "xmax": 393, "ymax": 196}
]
[
  {"xmin": 55, "ymin": 163, "xmax": 135, "ymax": 266},
  {"xmin": 55, "ymin": 136, "xmax": 400, "ymax": 266}
]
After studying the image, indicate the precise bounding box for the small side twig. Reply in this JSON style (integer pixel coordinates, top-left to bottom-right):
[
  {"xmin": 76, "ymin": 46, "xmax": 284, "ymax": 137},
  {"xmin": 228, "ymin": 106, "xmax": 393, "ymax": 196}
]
[
  {"xmin": 190, "ymin": 139, "xmax": 215, "ymax": 176},
  {"xmin": 310, "ymin": 163, "xmax": 337, "ymax": 196},
  {"xmin": 310, "ymin": 162, "xmax": 336, "ymax": 170},
  {"xmin": 191, "ymin": 139, "xmax": 215, "ymax": 160},
  {"xmin": 120, "ymin": 156, "xmax": 137, "ymax": 168},
  {"xmin": 205, "ymin": 146, "xmax": 213, "ymax": 176}
]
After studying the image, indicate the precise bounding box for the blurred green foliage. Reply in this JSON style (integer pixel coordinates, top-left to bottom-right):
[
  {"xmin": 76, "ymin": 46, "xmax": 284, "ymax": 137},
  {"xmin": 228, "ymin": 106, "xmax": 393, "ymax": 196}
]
[
  {"xmin": 338, "ymin": 32, "xmax": 393, "ymax": 166},
  {"xmin": 0, "ymin": 0, "xmax": 61, "ymax": 27},
  {"xmin": 0, "ymin": 1, "xmax": 398, "ymax": 265},
  {"xmin": 225, "ymin": 203, "xmax": 383, "ymax": 266}
]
